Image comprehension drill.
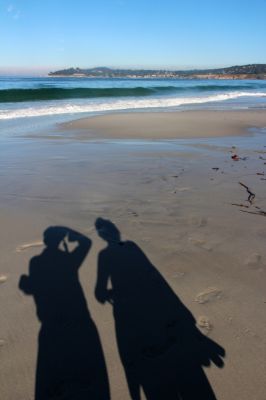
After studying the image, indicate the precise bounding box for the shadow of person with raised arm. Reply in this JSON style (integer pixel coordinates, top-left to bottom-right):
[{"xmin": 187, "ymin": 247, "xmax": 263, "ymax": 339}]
[
  {"xmin": 19, "ymin": 226, "xmax": 110, "ymax": 400},
  {"xmin": 95, "ymin": 218, "xmax": 225, "ymax": 400}
]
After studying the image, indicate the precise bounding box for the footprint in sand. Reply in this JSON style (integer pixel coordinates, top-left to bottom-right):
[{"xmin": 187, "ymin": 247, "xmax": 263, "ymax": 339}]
[
  {"xmin": 244, "ymin": 253, "xmax": 263, "ymax": 270},
  {"xmin": 188, "ymin": 237, "xmax": 212, "ymax": 251},
  {"xmin": 0, "ymin": 339, "xmax": 5, "ymax": 347},
  {"xmin": 188, "ymin": 215, "xmax": 208, "ymax": 228},
  {"xmin": 0, "ymin": 275, "xmax": 7, "ymax": 284},
  {"xmin": 197, "ymin": 316, "xmax": 213, "ymax": 335},
  {"xmin": 16, "ymin": 241, "xmax": 43, "ymax": 252},
  {"xmin": 172, "ymin": 271, "xmax": 185, "ymax": 279},
  {"xmin": 126, "ymin": 208, "xmax": 138, "ymax": 217},
  {"xmin": 176, "ymin": 187, "xmax": 191, "ymax": 192},
  {"xmin": 195, "ymin": 287, "xmax": 222, "ymax": 304}
]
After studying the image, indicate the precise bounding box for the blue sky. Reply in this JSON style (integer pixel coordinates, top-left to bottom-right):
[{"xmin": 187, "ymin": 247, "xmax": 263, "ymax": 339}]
[{"xmin": 0, "ymin": 0, "xmax": 266, "ymax": 73}]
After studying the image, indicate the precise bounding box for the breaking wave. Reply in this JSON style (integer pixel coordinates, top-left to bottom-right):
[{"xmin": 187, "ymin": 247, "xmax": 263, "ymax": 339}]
[
  {"xmin": 1, "ymin": 91, "xmax": 266, "ymax": 120},
  {"xmin": 0, "ymin": 83, "xmax": 262, "ymax": 103}
]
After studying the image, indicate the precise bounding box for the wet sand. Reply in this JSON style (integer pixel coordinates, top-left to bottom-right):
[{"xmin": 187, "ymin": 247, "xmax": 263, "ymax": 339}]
[
  {"xmin": 0, "ymin": 113, "xmax": 266, "ymax": 399},
  {"xmin": 62, "ymin": 110, "xmax": 266, "ymax": 139}
]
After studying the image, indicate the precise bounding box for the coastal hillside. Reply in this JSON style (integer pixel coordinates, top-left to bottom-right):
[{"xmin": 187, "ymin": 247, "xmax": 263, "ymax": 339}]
[{"xmin": 49, "ymin": 64, "xmax": 266, "ymax": 79}]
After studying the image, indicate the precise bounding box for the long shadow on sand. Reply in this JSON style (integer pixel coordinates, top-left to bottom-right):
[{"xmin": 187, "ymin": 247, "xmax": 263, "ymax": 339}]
[
  {"xmin": 19, "ymin": 226, "xmax": 110, "ymax": 400},
  {"xmin": 95, "ymin": 218, "xmax": 225, "ymax": 400}
]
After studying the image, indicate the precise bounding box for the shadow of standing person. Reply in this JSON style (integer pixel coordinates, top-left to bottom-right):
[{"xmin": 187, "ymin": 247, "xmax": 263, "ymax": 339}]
[
  {"xmin": 95, "ymin": 218, "xmax": 225, "ymax": 400},
  {"xmin": 19, "ymin": 226, "xmax": 110, "ymax": 400}
]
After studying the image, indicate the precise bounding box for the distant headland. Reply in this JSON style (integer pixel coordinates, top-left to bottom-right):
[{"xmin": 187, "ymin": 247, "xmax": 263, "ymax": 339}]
[{"xmin": 49, "ymin": 64, "xmax": 266, "ymax": 79}]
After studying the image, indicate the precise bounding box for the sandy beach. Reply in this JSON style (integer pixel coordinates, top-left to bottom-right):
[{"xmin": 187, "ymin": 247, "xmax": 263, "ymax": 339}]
[
  {"xmin": 63, "ymin": 109, "xmax": 266, "ymax": 139},
  {"xmin": 0, "ymin": 110, "xmax": 266, "ymax": 399}
]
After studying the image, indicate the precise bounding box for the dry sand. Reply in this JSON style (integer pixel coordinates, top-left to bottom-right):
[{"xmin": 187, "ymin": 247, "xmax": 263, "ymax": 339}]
[
  {"xmin": 0, "ymin": 110, "xmax": 266, "ymax": 399},
  {"xmin": 62, "ymin": 109, "xmax": 266, "ymax": 139}
]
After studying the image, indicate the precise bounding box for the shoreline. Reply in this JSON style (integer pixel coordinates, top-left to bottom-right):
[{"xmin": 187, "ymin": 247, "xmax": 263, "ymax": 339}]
[{"xmin": 62, "ymin": 109, "xmax": 266, "ymax": 139}]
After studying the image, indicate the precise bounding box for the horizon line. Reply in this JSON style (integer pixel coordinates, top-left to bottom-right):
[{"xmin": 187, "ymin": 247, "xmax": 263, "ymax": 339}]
[{"xmin": 0, "ymin": 62, "xmax": 265, "ymax": 76}]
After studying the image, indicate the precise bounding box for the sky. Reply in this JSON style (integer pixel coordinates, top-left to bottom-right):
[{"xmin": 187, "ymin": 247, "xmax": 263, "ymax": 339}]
[{"xmin": 0, "ymin": 0, "xmax": 266, "ymax": 74}]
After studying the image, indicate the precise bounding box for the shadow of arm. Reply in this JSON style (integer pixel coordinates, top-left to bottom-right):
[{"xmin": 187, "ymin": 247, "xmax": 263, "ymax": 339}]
[
  {"xmin": 19, "ymin": 274, "xmax": 33, "ymax": 295},
  {"xmin": 67, "ymin": 229, "xmax": 92, "ymax": 269},
  {"xmin": 18, "ymin": 256, "xmax": 39, "ymax": 295},
  {"xmin": 95, "ymin": 253, "xmax": 111, "ymax": 304}
]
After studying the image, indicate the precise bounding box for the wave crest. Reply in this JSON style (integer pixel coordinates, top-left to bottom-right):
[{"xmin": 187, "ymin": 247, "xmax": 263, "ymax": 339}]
[
  {"xmin": 0, "ymin": 84, "xmax": 262, "ymax": 103},
  {"xmin": 1, "ymin": 91, "xmax": 266, "ymax": 120}
]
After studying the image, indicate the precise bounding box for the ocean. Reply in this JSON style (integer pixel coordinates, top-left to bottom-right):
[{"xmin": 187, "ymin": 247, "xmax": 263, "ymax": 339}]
[{"xmin": 1, "ymin": 77, "xmax": 266, "ymax": 131}]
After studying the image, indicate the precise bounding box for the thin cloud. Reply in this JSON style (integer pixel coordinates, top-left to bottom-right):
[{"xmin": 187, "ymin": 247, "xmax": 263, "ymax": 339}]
[
  {"xmin": 13, "ymin": 10, "xmax": 20, "ymax": 19},
  {"xmin": 7, "ymin": 4, "xmax": 14, "ymax": 12},
  {"xmin": 114, "ymin": 0, "xmax": 125, "ymax": 5},
  {"xmin": 6, "ymin": 4, "xmax": 20, "ymax": 19}
]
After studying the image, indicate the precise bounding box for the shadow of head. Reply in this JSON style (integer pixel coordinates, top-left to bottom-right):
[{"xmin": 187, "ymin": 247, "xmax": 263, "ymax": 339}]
[
  {"xmin": 43, "ymin": 226, "xmax": 67, "ymax": 250},
  {"xmin": 95, "ymin": 218, "xmax": 121, "ymax": 243}
]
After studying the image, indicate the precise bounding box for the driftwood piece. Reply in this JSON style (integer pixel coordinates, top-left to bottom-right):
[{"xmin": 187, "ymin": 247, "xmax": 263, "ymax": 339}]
[
  {"xmin": 236, "ymin": 186, "xmax": 266, "ymax": 217},
  {"xmin": 239, "ymin": 182, "xmax": 255, "ymax": 205},
  {"xmin": 240, "ymin": 210, "xmax": 266, "ymax": 217},
  {"xmin": 231, "ymin": 203, "xmax": 250, "ymax": 208}
]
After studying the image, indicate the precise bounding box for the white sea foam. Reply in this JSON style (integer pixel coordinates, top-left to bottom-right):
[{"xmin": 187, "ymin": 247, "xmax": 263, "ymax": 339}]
[{"xmin": 0, "ymin": 92, "xmax": 265, "ymax": 120}]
